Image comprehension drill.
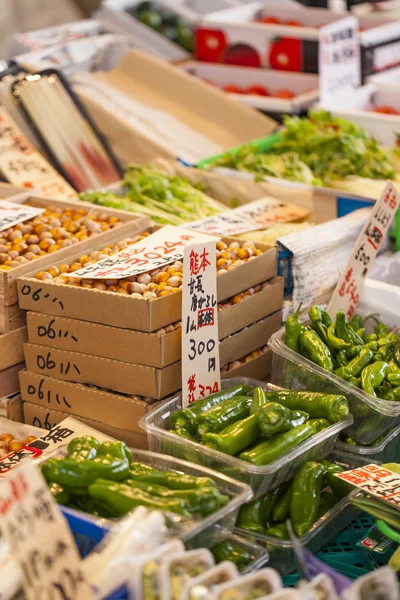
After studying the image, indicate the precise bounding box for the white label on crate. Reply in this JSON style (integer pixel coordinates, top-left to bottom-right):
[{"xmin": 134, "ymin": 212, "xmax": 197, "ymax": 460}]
[
  {"xmin": 373, "ymin": 41, "xmax": 400, "ymax": 73},
  {"xmin": 13, "ymin": 20, "xmax": 103, "ymax": 51},
  {"xmin": 335, "ymin": 464, "xmax": 400, "ymax": 508},
  {"xmin": 328, "ymin": 181, "xmax": 400, "ymax": 320},
  {"xmin": 185, "ymin": 197, "xmax": 308, "ymax": 236},
  {"xmin": 0, "ymin": 199, "xmax": 44, "ymax": 232},
  {"xmin": 319, "ymin": 16, "xmax": 361, "ymax": 109},
  {"xmin": 0, "ymin": 460, "xmax": 94, "ymax": 600},
  {"xmin": 68, "ymin": 225, "xmax": 217, "ymax": 279},
  {"xmin": 181, "ymin": 240, "xmax": 220, "ymax": 407}
]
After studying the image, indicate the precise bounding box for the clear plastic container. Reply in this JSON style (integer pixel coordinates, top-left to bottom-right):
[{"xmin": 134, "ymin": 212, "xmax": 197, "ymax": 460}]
[
  {"xmin": 335, "ymin": 422, "xmax": 400, "ymax": 463},
  {"xmin": 268, "ymin": 324, "xmax": 400, "ymax": 445},
  {"xmin": 140, "ymin": 377, "xmax": 353, "ymax": 500},
  {"xmin": 212, "ymin": 532, "xmax": 269, "ymax": 574},
  {"xmin": 234, "ymin": 449, "xmax": 370, "ymax": 576},
  {"xmin": 210, "ymin": 568, "xmax": 283, "ymax": 600}
]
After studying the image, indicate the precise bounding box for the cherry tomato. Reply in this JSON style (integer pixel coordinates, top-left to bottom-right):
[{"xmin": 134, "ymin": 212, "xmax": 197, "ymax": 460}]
[
  {"xmin": 274, "ymin": 89, "xmax": 296, "ymax": 99},
  {"xmin": 374, "ymin": 105, "xmax": 400, "ymax": 115},
  {"xmin": 259, "ymin": 15, "xmax": 280, "ymax": 24},
  {"xmin": 223, "ymin": 84, "xmax": 244, "ymax": 93},
  {"xmin": 245, "ymin": 85, "xmax": 270, "ymax": 96}
]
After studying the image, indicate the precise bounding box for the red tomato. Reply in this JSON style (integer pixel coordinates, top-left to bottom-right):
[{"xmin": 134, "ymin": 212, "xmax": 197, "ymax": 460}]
[
  {"xmin": 374, "ymin": 105, "xmax": 400, "ymax": 115},
  {"xmin": 285, "ymin": 20, "xmax": 302, "ymax": 26},
  {"xmin": 223, "ymin": 84, "xmax": 244, "ymax": 93},
  {"xmin": 258, "ymin": 15, "xmax": 280, "ymax": 24},
  {"xmin": 245, "ymin": 85, "xmax": 270, "ymax": 96},
  {"xmin": 274, "ymin": 89, "xmax": 296, "ymax": 99}
]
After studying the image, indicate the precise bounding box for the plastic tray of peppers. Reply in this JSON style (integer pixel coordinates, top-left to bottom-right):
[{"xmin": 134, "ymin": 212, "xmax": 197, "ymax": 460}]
[
  {"xmin": 39, "ymin": 438, "xmax": 252, "ymax": 550},
  {"xmin": 233, "ymin": 449, "xmax": 371, "ymax": 576},
  {"xmin": 335, "ymin": 422, "xmax": 400, "ymax": 463},
  {"xmin": 211, "ymin": 533, "xmax": 269, "ymax": 574},
  {"xmin": 268, "ymin": 303, "xmax": 400, "ymax": 445},
  {"xmin": 140, "ymin": 377, "xmax": 353, "ymax": 499}
]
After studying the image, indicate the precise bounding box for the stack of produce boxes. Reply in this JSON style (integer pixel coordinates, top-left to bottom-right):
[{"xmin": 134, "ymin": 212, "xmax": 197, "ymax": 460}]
[
  {"xmin": 0, "ymin": 195, "xmax": 148, "ymax": 414},
  {"xmin": 17, "ymin": 225, "xmax": 283, "ymax": 447}
]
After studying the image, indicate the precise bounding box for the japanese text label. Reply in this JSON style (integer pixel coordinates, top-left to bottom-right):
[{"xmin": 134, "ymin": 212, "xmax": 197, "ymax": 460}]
[
  {"xmin": 0, "ymin": 199, "xmax": 44, "ymax": 232},
  {"xmin": 336, "ymin": 464, "xmax": 400, "ymax": 509}
]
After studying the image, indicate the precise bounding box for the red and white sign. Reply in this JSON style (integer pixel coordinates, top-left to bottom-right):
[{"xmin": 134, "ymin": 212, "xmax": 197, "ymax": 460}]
[
  {"xmin": 67, "ymin": 225, "xmax": 217, "ymax": 280},
  {"xmin": 181, "ymin": 240, "xmax": 221, "ymax": 407},
  {"xmin": 0, "ymin": 460, "xmax": 94, "ymax": 600},
  {"xmin": 328, "ymin": 181, "xmax": 400, "ymax": 320},
  {"xmin": 0, "ymin": 199, "xmax": 44, "ymax": 232},
  {"xmin": 335, "ymin": 464, "xmax": 400, "ymax": 509}
]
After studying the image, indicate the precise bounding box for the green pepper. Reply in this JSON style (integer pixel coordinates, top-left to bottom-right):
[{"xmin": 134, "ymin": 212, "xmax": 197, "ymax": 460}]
[
  {"xmin": 272, "ymin": 485, "xmax": 292, "ymax": 523},
  {"xmin": 364, "ymin": 333, "xmax": 378, "ymax": 343},
  {"xmin": 346, "ymin": 345, "xmax": 364, "ymax": 359},
  {"xmin": 337, "ymin": 349, "xmax": 349, "ymax": 367},
  {"xmin": 361, "ymin": 361, "xmax": 391, "ymax": 397},
  {"xmin": 375, "ymin": 322, "xmax": 389, "ymax": 339},
  {"xmin": 211, "ymin": 540, "xmax": 251, "ymax": 571},
  {"xmin": 309, "ymin": 307, "xmax": 329, "ymax": 343},
  {"xmin": 202, "ymin": 413, "xmax": 259, "ymax": 456},
  {"xmin": 88, "ymin": 480, "xmax": 191, "ymax": 518},
  {"xmin": 67, "ymin": 436, "xmax": 99, "ymax": 462},
  {"xmin": 263, "ymin": 391, "xmax": 349, "ymax": 424},
  {"xmin": 343, "ymin": 435, "xmax": 358, "ymax": 446},
  {"xmin": 350, "ymin": 376, "xmax": 361, "ymax": 388},
  {"xmin": 383, "ymin": 387, "xmax": 400, "ymax": 401},
  {"xmin": 349, "ymin": 315, "xmax": 362, "ymax": 332},
  {"xmin": 265, "ymin": 522, "xmax": 289, "ymax": 539},
  {"xmin": 326, "ymin": 324, "xmax": 351, "ymax": 350},
  {"xmin": 98, "ymin": 440, "xmax": 133, "ymax": 464},
  {"xmin": 129, "ymin": 462, "xmax": 157, "ymax": 476},
  {"xmin": 236, "ymin": 491, "xmax": 276, "ymax": 533},
  {"xmin": 395, "ymin": 348, "xmax": 400, "ymax": 369},
  {"xmin": 127, "ymin": 470, "xmax": 216, "ymax": 490},
  {"xmin": 326, "ymin": 469, "xmax": 352, "ymax": 500},
  {"xmin": 387, "ymin": 373, "xmax": 400, "ymax": 386},
  {"xmin": 170, "ymin": 384, "xmax": 253, "ymax": 432},
  {"xmin": 335, "ymin": 348, "xmax": 374, "ymax": 381},
  {"xmin": 48, "ymin": 482, "xmax": 71, "ymax": 505},
  {"xmin": 173, "ymin": 428, "xmax": 197, "ymax": 442},
  {"xmin": 317, "ymin": 492, "xmax": 337, "ymax": 518},
  {"xmin": 356, "ymin": 328, "xmax": 366, "ymax": 340},
  {"xmin": 238, "ymin": 419, "xmax": 328, "ymax": 466},
  {"xmin": 285, "ymin": 303, "xmax": 303, "ymax": 352},
  {"xmin": 250, "ymin": 387, "xmax": 267, "ymax": 414},
  {"xmin": 299, "ymin": 330, "xmax": 334, "ymax": 372},
  {"xmin": 336, "ymin": 310, "xmax": 355, "ymax": 343},
  {"xmin": 195, "ymin": 395, "xmax": 252, "ymax": 436},
  {"xmin": 375, "ymin": 344, "xmax": 392, "ymax": 362},
  {"xmin": 388, "ymin": 359, "xmax": 400, "ymax": 374},
  {"xmin": 256, "ymin": 403, "xmax": 309, "ymax": 436},
  {"xmin": 290, "ymin": 461, "xmax": 327, "ymax": 537}
]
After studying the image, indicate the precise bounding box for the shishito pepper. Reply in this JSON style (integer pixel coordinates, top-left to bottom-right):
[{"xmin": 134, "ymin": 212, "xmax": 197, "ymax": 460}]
[
  {"xmin": 127, "ymin": 470, "xmax": 216, "ymax": 490},
  {"xmin": 326, "ymin": 324, "xmax": 351, "ymax": 350},
  {"xmin": 88, "ymin": 480, "xmax": 191, "ymax": 518},
  {"xmin": 361, "ymin": 361, "xmax": 392, "ymax": 397},
  {"xmin": 299, "ymin": 329, "xmax": 334, "ymax": 372},
  {"xmin": 256, "ymin": 403, "xmax": 308, "ymax": 436},
  {"xmin": 383, "ymin": 387, "xmax": 400, "ymax": 401},
  {"xmin": 388, "ymin": 373, "xmax": 400, "ymax": 386},
  {"xmin": 309, "ymin": 306, "xmax": 329, "ymax": 344},
  {"xmin": 375, "ymin": 322, "xmax": 389, "ymax": 339},
  {"xmin": 263, "ymin": 391, "xmax": 349, "ymax": 424},
  {"xmin": 265, "ymin": 522, "xmax": 289, "ymax": 539},
  {"xmin": 236, "ymin": 491, "xmax": 277, "ymax": 533},
  {"xmin": 272, "ymin": 484, "xmax": 292, "ymax": 523},
  {"xmin": 250, "ymin": 387, "xmax": 267, "ymax": 414},
  {"xmin": 290, "ymin": 461, "xmax": 327, "ymax": 537},
  {"xmin": 238, "ymin": 419, "xmax": 329, "ymax": 466},
  {"xmin": 317, "ymin": 492, "xmax": 337, "ymax": 518},
  {"xmin": 67, "ymin": 436, "xmax": 99, "ymax": 461},
  {"xmin": 98, "ymin": 440, "xmax": 133, "ymax": 464},
  {"xmin": 48, "ymin": 482, "xmax": 71, "ymax": 505},
  {"xmin": 170, "ymin": 384, "xmax": 252, "ymax": 433},
  {"xmin": 202, "ymin": 413, "xmax": 259, "ymax": 456},
  {"xmin": 285, "ymin": 303, "xmax": 303, "ymax": 352},
  {"xmin": 212, "ymin": 540, "xmax": 251, "ymax": 570},
  {"xmin": 129, "ymin": 462, "xmax": 157, "ymax": 476},
  {"xmin": 335, "ymin": 348, "xmax": 374, "ymax": 381},
  {"xmin": 195, "ymin": 395, "xmax": 252, "ymax": 436}
]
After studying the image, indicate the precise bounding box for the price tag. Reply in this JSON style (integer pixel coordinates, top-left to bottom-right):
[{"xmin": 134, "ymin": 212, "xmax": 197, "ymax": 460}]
[
  {"xmin": 181, "ymin": 240, "xmax": 221, "ymax": 407},
  {"xmin": 69, "ymin": 225, "xmax": 217, "ymax": 280},
  {"xmin": 319, "ymin": 16, "xmax": 361, "ymax": 108},
  {"xmin": 335, "ymin": 464, "xmax": 400, "ymax": 509},
  {"xmin": 0, "ymin": 199, "xmax": 44, "ymax": 232},
  {"xmin": 0, "ymin": 460, "xmax": 94, "ymax": 600},
  {"xmin": 328, "ymin": 181, "xmax": 400, "ymax": 319},
  {"xmin": 186, "ymin": 197, "xmax": 309, "ymax": 236}
]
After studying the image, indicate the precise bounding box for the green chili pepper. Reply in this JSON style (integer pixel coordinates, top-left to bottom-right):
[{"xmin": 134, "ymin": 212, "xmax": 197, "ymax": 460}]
[
  {"xmin": 170, "ymin": 384, "xmax": 253, "ymax": 433},
  {"xmin": 48, "ymin": 482, "xmax": 71, "ymax": 505},
  {"xmin": 195, "ymin": 395, "xmax": 252, "ymax": 436},
  {"xmin": 349, "ymin": 315, "xmax": 362, "ymax": 332},
  {"xmin": 236, "ymin": 491, "xmax": 276, "ymax": 533},
  {"xmin": 250, "ymin": 387, "xmax": 267, "ymax": 414},
  {"xmin": 317, "ymin": 492, "xmax": 337, "ymax": 518},
  {"xmin": 299, "ymin": 330, "xmax": 334, "ymax": 372},
  {"xmin": 88, "ymin": 480, "xmax": 191, "ymax": 518},
  {"xmin": 129, "ymin": 463, "xmax": 157, "ymax": 476},
  {"xmin": 290, "ymin": 461, "xmax": 327, "ymax": 537},
  {"xmin": 309, "ymin": 308, "xmax": 329, "ymax": 344},
  {"xmin": 395, "ymin": 348, "xmax": 400, "ymax": 369},
  {"xmin": 285, "ymin": 303, "xmax": 303, "ymax": 352},
  {"xmin": 272, "ymin": 485, "xmax": 292, "ymax": 523},
  {"xmin": 337, "ymin": 350, "xmax": 349, "ymax": 367},
  {"xmin": 346, "ymin": 345, "xmax": 364, "ymax": 359},
  {"xmin": 98, "ymin": 440, "xmax": 133, "ymax": 464},
  {"xmin": 319, "ymin": 308, "xmax": 333, "ymax": 327},
  {"xmin": 356, "ymin": 328, "xmax": 366, "ymax": 339},
  {"xmin": 326, "ymin": 324, "xmax": 351, "ymax": 350},
  {"xmin": 376, "ymin": 344, "xmax": 392, "ymax": 362},
  {"xmin": 211, "ymin": 541, "xmax": 251, "ymax": 570},
  {"xmin": 67, "ymin": 436, "xmax": 99, "ymax": 462},
  {"xmin": 375, "ymin": 322, "xmax": 389, "ymax": 339},
  {"xmin": 335, "ymin": 348, "xmax": 374, "ymax": 381},
  {"xmin": 350, "ymin": 376, "xmax": 361, "ymax": 388},
  {"xmin": 173, "ymin": 428, "xmax": 197, "ymax": 442},
  {"xmin": 127, "ymin": 470, "xmax": 216, "ymax": 490},
  {"xmin": 377, "ymin": 381, "xmax": 393, "ymax": 397},
  {"xmin": 202, "ymin": 413, "xmax": 259, "ymax": 456},
  {"xmin": 383, "ymin": 387, "xmax": 400, "ymax": 401},
  {"xmin": 238, "ymin": 419, "xmax": 329, "ymax": 466},
  {"xmin": 336, "ymin": 310, "xmax": 353, "ymax": 343},
  {"xmin": 366, "ymin": 341, "xmax": 379, "ymax": 352},
  {"xmin": 326, "ymin": 469, "xmax": 352, "ymax": 500},
  {"xmin": 364, "ymin": 333, "xmax": 378, "ymax": 343},
  {"xmin": 256, "ymin": 403, "xmax": 308, "ymax": 436},
  {"xmin": 263, "ymin": 391, "xmax": 349, "ymax": 424},
  {"xmin": 265, "ymin": 522, "xmax": 289, "ymax": 539},
  {"xmin": 389, "ymin": 359, "xmax": 400, "ymax": 374},
  {"xmin": 343, "ymin": 435, "xmax": 358, "ymax": 446},
  {"xmin": 361, "ymin": 361, "xmax": 391, "ymax": 397}
]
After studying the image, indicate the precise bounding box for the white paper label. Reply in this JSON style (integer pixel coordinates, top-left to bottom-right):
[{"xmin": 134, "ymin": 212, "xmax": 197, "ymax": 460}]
[
  {"xmin": 181, "ymin": 240, "xmax": 221, "ymax": 407},
  {"xmin": 328, "ymin": 182, "xmax": 400, "ymax": 320},
  {"xmin": 186, "ymin": 197, "xmax": 308, "ymax": 236},
  {"xmin": 0, "ymin": 460, "xmax": 94, "ymax": 600},
  {"xmin": 0, "ymin": 199, "xmax": 44, "ymax": 232},
  {"xmin": 68, "ymin": 225, "xmax": 218, "ymax": 280},
  {"xmin": 319, "ymin": 16, "xmax": 361, "ymax": 108},
  {"xmin": 336, "ymin": 464, "xmax": 400, "ymax": 509},
  {"xmin": 14, "ymin": 20, "xmax": 103, "ymax": 51}
]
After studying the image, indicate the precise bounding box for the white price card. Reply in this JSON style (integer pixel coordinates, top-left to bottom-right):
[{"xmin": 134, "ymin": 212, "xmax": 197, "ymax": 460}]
[
  {"xmin": 181, "ymin": 240, "xmax": 221, "ymax": 407},
  {"xmin": 328, "ymin": 181, "xmax": 400, "ymax": 320},
  {"xmin": 0, "ymin": 199, "xmax": 44, "ymax": 232},
  {"xmin": 69, "ymin": 225, "xmax": 218, "ymax": 279},
  {"xmin": 186, "ymin": 197, "xmax": 309, "ymax": 236},
  {"xmin": 0, "ymin": 460, "xmax": 94, "ymax": 600},
  {"xmin": 319, "ymin": 16, "xmax": 361, "ymax": 109},
  {"xmin": 335, "ymin": 464, "xmax": 400, "ymax": 509}
]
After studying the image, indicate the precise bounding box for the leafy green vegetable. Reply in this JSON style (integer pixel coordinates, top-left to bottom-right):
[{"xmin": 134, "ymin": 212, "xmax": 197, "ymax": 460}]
[{"xmin": 80, "ymin": 164, "xmax": 226, "ymax": 225}]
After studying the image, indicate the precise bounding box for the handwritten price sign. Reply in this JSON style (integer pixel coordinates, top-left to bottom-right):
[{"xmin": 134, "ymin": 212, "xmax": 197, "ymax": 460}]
[
  {"xmin": 68, "ymin": 225, "xmax": 217, "ymax": 280},
  {"xmin": 0, "ymin": 199, "xmax": 45, "ymax": 232},
  {"xmin": 328, "ymin": 181, "xmax": 400, "ymax": 319},
  {"xmin": 336, "ymin": 464, "xmax": 400, "ymax": 509},
  {"xmin": 0, "ymin": 460, "xmax": 94, "ymax": 600},
  {"xmin": 181, "ymin": 240, "xmax": 221, "ymax": 407}
]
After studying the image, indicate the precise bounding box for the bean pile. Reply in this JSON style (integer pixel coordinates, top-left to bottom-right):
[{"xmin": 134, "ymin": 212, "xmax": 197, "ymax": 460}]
[
  {"xmin": 0, "ymin": 206, "xmax": 121, "ymax": 271},
  {"xmin": 0, "ymin": 432, "xmax": 37, "ymax": 458}
]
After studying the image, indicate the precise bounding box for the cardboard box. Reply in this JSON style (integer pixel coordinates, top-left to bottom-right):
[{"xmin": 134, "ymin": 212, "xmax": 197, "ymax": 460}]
[
  {"xmin": 74, "ymin": 49, "xmax": 276, "ymax": 167},
  {"xmin": 0, "ymin": 392, "xmax": 24, "ymax": 422},
  {"xmin": 22, "ymin": 402, "xmax": 148, "ymax": 449},
  {"xmin": 0, "ymin": 194, "xmax": 150, "ymax": 306},
  {"xmin": 0, "ymin": 363, "xmax": 25, "ymax": 398},
  {"xmin": 196, "ymin": 3, "xmax": 400, "ymax": 78},
  {"xmin": 0, "ymin": 301, "xmax": 26, "ymax": 334},
  {"xmin": 19, "ymin": 371, "xmax": 151, "ymax": 432},
  {"xmin": 222, "ymin": 347, "xmax": 272, "ymax": 380},
  {"xmin": 0, "ymin": 411, "xmax": 44, "ymax": 439},
  {"xmin": 17, "ymin": 235, "xmax": 277, "ymax": 332},
  {"xmin": 25, "ymin": 276, "xmax": 283, "ymax": 366},
  {"xmin": 0, "ymin": 327, "xmax": 27, "ymax": 370}
]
